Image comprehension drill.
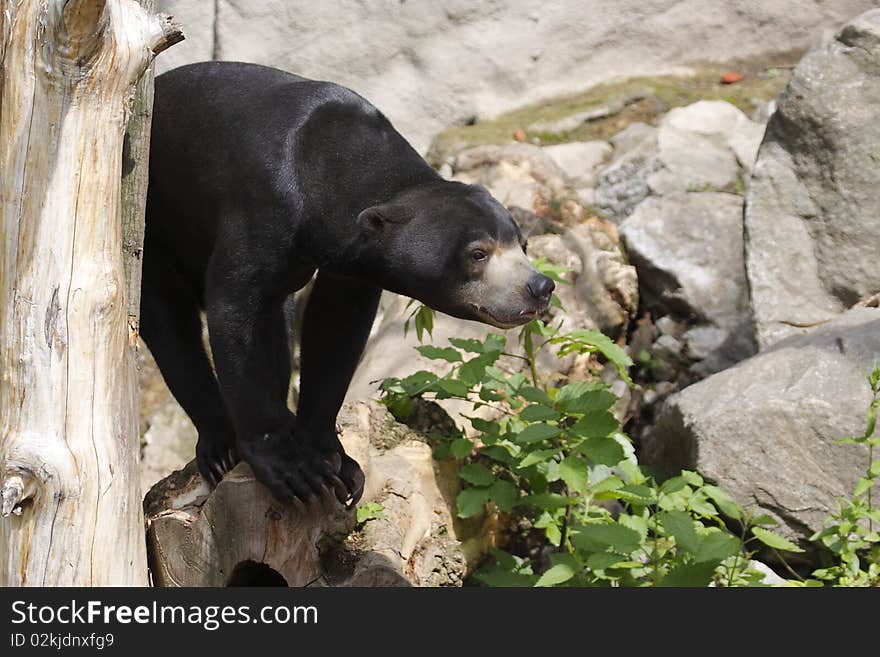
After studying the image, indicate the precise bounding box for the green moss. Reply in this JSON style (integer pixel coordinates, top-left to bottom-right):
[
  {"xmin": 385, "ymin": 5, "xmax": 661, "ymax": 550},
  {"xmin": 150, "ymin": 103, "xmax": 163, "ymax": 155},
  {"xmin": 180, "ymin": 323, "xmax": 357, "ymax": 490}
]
[{"xmin": 427, "ymin": 57, "xmax": 796, "ymax": 166}]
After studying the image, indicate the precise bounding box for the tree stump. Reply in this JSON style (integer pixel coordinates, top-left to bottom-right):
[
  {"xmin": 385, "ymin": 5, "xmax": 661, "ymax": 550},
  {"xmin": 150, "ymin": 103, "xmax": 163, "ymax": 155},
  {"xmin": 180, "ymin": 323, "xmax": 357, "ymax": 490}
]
[{"xmin": 145, "ymin": 402, "xmax": 474, "ymax": 587}]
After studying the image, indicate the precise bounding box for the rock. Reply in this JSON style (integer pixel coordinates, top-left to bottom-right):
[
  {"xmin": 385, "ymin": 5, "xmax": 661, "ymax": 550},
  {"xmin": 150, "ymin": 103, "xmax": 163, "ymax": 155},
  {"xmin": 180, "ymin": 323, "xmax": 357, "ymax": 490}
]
[
  {"xmin": 139, "ymin": 400, "xmax": 197, "ymax": 496},
  {"xmin": 645, "ymin": 307, "xmax": 880, "ymax": 546},
  {"xmin": 542, "ymin": 140, "xmax": 612, "ymax": 189},
  {"xmin": 594, "ymin": 123, "xmax": 659, "ymax": 219},
  {"xmin": 138, "ymin": 341, "xmax": 198, "ymax": 494},
  {"xmin": 750, "ymin": 99, "xmax": 777, "ymax": 124},
  {"xmin": 744, "ymin": 10, "xmax": 880, "ymax": 349},
  {"xmin": 156, "ymin": 1, "xmax": 874, "ymax": 152},
  {"xmin": 145, "ymin": 401, "xmax": 473, "ymax": 587},
  {"xmin": 451, "ymin": 142, "xmax": 575, "ymax": 219},
  {"xmin": 595, "ymin": 102, "xmax": 763, "ymax": 220},
  {"xmin": 620, "ymin": 192, "xmax": 751, "ymax": 332}
]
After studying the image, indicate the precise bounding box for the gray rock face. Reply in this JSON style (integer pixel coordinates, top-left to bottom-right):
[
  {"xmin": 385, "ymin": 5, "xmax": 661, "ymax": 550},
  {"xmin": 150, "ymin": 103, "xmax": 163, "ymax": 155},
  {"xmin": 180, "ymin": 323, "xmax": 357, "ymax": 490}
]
[
  {"xmin": 621, "ymin": 192, "xmax": 748, "ymax": 327},
  {"xmin": 595, "ymin": 102, "xmax": 763, "ymax": 220},
  {"xmin": 156, "ymin": 0, "xmax": 875, "ymax": 152},
  {"xmin": 620, "ymin": 192, "xmax": 756, "ymax": 375},
  {"xmin": 646, "ymin": 307, "xmax": 880, "ymax": 544},
  {"xmin": 745, "ymin": 9, "xmax": 880, "ymax": 349},
  {"xmin": 542, "ymin": 140, "xmax": 612, "ymax": 194}
]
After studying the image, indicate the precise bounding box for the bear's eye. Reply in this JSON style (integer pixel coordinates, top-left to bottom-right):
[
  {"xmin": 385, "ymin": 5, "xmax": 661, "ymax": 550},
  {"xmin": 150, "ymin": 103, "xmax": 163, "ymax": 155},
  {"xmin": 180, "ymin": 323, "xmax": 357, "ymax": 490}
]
[{"xmin": 471, "ymin": 249, "xmax": 488, "ymax": 262}]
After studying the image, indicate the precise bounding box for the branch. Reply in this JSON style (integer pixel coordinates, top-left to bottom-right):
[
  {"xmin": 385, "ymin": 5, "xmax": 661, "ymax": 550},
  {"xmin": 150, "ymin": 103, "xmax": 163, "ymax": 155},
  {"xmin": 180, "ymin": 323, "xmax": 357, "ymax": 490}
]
[
  {"xmin": 0, "ymin": 474, "xmax": 26, "ymax": 517},
  {"xmin": 147, "ymin": 13, "xmax": 184, "ymax": 57}
]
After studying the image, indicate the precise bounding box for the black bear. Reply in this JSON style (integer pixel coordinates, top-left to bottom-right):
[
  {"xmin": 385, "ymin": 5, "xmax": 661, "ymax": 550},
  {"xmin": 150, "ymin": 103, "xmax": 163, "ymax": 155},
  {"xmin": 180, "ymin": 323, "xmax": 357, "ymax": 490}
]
[{"xmin": 141, "ymin": 61, "xmax": 555, "ymax": 508}]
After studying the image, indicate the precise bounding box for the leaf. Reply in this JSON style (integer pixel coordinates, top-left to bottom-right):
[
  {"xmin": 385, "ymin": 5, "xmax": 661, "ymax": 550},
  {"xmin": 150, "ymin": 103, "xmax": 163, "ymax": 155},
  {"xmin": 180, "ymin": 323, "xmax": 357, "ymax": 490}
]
[
  {"xmin": 459, "ymin": 463, "xmax": 494, "ymax": 487},
  {"xmin": 569, "ymin": 411, "xmax": 619, "ymax": 439},
  {"xmin": 415, "ymin": 345, "xmax": 462, "ymax": 362},
  {"xmin": 356, "ymin": 502, "xmax": 385, "ymax": 524},
  {"xmin": 586, "ymin": 552, "xmax": 626, "ymax": 571},
  {"xmin": 475, "ymin": 569, "xmax": 538, "ymax": 587},
  {"xmin": 660, "ymin": 476, "xmax": 689, "ymax": 495},
  {"xmin": 559, "ymin": 455, "xmax": 589, "ymax": 493},
  {"xmin": 658, "ymin": 510, "xmax": 701, "ymax": 555},
  {"xmin": 521, "ymin": 493, "xmax": 574, "ymax": 510},
  {"xmin": 572, "ymin": 522, "xmax": 641, "ymax": 555},
  {"xmin": 555, "ymin": 382, "xmax": 618, "ymax": 415},
  {"xmin": 447, "ymin": 337, "xmax": 485, "ymax": 354},
  {"xmin": 611, "ymin": 484, "xmax": 657, "ymax": 505},
  {"xmin": 520, "ymin": 404, "xmax": 560, "ymax": 422},
  {"xmin": 702, "ymin": 485, "xmax": 743, "ymax": 520},
  {"xmin": 489, "ymin": 479, "xmax": 519, "ymax": 512},
  {"xmin": 519, "ymin": 386, "xmax": 551, "ymax": 404},
  {"xmin": 854, "ymin": 477, "xmax": 874, "ymax": 497},
  {"xmin": 534, "ymin": 563, "xmax": 575, "ymax": 587},
  {"xmin": 658, "ymin": 561, "xmax": 719, "ymax": 587},
  {"xmin": 410, "ymin": 304, "xmax": 434, "ymax": 342},
  {"xmin": 576, "ymin": 435, "xmax": 625, "ymax": 466},
  {"xmin": 752, "ymin": 527, "xmax": 805, "ymax": 553},
  {"xmin": 518, "ymin": 448, "xmax": 560, "ymax": 469},
  {"xmin": 694, "ymin": 530, "xmax": 741, "ymax": 563},
  {"xmin": 481, "ymin": 445, "xmax": 517, "ymax": 465},
  {"xmin": 450, "ymin": 438, "xmax": 474, "ymax": 460},
  {"xmin": 469, "ymin": 417, "xmax": 499, "ymax": 435},
  {"xmin": 680, "ymin": 470, "xmax": 704, "ymax": 487},
  {"xmin": 514, "ymin": 422, "xmax": 561, "ymax": 444},
  {"xmin": 437, "ymin": 378, "xmax": 471, "ymax": 398},
  {"xmin": 750, "ymin": 514, "xmax": 778, "ymax": 527},
  {"xmin": 554, "ymin": 330, "xmax": 633, "ymax": 384},
  {"xmin": 456, "ymin": 487, "xmax": 490, "ymax": 518}
]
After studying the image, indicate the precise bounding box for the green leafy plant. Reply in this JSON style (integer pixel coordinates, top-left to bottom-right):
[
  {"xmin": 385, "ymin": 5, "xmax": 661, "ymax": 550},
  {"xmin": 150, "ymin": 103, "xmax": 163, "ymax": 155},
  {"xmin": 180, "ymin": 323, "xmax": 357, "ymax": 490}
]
[
  {"xmin": 804, "ymin": 367, "xmax": 880, "ymax": 586},
  {"xmin": 380, "ymin": 312, "xmax": 784, "ymax": 586}
]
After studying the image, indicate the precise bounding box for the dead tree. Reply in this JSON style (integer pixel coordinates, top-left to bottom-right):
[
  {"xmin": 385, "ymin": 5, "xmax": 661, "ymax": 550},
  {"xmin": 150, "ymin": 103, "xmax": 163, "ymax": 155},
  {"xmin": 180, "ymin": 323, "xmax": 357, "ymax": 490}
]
[{"xmin": 0, "ymin": 0, "xmax": 182, "ymax": 586}]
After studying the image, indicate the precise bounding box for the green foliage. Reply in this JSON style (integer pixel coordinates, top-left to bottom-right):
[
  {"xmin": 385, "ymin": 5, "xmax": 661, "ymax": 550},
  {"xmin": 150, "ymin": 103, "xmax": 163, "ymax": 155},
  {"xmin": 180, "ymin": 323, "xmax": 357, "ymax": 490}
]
[
  {"xmin": 803, "ymin": 366, "xmax": 880, "ymax": 587},
  {"xmin": 385, "ymin": 296, "xmax": 880, "ymax": 587},
  {"xmin": 356, "ymin": 501, "xmax": 386, "ymax": 525},
  {"xmin": 381, "ymin": 317, "xmax": 779, "ymax": 587}
]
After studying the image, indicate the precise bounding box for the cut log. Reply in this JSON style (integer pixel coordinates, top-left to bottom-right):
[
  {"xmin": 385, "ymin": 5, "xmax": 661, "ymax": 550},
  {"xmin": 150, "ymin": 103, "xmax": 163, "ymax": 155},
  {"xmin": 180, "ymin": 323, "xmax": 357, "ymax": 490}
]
[
  {"xmin": 145, "ymin": 402, "xmax": 473, "ymax": 587},
  {"xmin": 0, "ymin": 0, "xmax": 182, "ymax": 586}
]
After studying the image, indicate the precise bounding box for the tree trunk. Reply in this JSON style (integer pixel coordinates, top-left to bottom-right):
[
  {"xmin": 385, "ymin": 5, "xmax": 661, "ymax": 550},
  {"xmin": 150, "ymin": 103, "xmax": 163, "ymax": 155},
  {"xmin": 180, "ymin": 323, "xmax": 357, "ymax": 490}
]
[{"xmin": 0, "ymin": 0, "xmax": 182, "ymax": 586}]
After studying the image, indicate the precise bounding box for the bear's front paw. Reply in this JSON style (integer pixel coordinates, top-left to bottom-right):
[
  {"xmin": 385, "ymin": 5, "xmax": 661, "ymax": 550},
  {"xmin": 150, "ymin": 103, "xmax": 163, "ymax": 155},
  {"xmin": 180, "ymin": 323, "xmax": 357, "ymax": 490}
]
[
  {"xmin": 237, "ymin": 430, "xmax": 350, "ymax": 509},
  {"xmin": 196, "ymin": 431, "xmax": 239, "ymax": 486}
]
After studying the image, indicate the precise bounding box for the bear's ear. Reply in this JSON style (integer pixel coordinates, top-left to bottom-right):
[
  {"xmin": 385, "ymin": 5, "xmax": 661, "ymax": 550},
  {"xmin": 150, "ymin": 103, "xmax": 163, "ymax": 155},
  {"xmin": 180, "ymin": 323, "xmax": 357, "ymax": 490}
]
[{"xmin": 357, "ymin": 204, "xmax": 410, "ymax": 232}]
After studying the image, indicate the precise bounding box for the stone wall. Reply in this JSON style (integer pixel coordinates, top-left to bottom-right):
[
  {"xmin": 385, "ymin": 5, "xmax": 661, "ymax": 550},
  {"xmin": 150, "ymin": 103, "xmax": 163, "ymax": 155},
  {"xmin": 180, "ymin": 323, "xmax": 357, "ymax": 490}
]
[{"xmin": 156, "ymin": 0, "xmax": 875, "ymax": 151}]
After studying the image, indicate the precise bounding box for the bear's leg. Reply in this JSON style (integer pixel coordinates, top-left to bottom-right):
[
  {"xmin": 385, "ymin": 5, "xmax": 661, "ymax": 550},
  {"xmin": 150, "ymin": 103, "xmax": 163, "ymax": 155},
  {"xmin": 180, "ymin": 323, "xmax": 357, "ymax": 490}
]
[
  {"xmin": 296, "ymin": 272, "xmax": 383, "ymax": 505},
  {"xmin": 205, "ymin": 276, "xmax": 349, "ymax": 506},
  {"xmin": 140, "ymin": 259, "xmax": 238, "ymax": 485}
]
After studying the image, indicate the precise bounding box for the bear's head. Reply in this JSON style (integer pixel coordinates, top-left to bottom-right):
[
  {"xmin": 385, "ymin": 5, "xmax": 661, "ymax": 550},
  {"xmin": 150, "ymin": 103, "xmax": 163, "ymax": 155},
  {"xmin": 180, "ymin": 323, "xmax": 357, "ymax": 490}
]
[{"xmin": 357, "ymin": 180, "xmax": 555, "ymax": 328}]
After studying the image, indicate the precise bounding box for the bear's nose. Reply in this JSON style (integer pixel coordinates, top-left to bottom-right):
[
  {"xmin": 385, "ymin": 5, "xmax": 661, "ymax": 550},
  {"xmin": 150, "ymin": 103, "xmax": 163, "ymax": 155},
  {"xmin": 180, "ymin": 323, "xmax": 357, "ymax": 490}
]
[{"xmin": 526, "ymin": 274, "xmax": 555, "ymax": 302}]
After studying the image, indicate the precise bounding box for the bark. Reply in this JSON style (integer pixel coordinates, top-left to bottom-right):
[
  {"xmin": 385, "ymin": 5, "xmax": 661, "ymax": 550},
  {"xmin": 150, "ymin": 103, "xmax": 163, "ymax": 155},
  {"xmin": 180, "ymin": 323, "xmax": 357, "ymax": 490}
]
[{"xmin": 0, "ymin": 0, "xmax": 182, "ymax": 586}]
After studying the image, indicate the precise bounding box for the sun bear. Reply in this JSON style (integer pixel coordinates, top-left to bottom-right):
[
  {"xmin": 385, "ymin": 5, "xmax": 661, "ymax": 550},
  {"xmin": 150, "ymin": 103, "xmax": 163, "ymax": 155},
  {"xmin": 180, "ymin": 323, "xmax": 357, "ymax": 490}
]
[{"xmin": 141, "ymin": 61, "xmax": 555, "ymax": 507}]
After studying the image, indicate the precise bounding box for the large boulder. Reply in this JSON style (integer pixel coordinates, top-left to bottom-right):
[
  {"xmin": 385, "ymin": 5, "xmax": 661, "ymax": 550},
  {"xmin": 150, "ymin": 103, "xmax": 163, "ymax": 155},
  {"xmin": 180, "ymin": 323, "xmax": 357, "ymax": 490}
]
[
  {"xmin": 645, "ymin": 307, "xmax": 880, "ymax": 545},
  {"xmin": 745, "ymin": 10, "xmax": 880, "ymax": 349},
  {"xmin": 620, "ymin": 192, "xmax": 756, "ymax": 377},
  {"xmin": 155, "ymin": 0, "xmax": 875, "ymax": 152}
]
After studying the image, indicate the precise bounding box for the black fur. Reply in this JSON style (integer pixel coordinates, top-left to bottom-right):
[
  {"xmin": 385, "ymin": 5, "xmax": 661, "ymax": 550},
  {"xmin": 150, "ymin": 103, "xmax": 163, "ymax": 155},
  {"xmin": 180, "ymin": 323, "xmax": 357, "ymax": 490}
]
[{"xmin": 141, "ymin": 61, "xmax": 553, "ymax": 506}]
